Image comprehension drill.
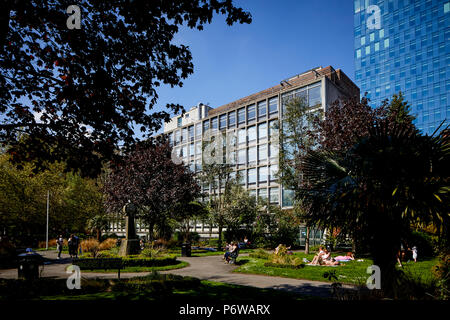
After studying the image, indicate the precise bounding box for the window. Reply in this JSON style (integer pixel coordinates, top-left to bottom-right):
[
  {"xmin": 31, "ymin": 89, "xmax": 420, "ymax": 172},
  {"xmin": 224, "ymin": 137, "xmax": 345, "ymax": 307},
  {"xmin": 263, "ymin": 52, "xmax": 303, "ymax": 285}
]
[
  {"xmin": 188, "ymin": 126, "xmax": 194, "ymax": 141},
  {"xmin": 370, "ymin": 33, "xmax": 374, "ymax": 42},
  {"xmin": 269, "ymin": 187, "xmax": 279, "ymax": 204},
  {"xmin": 282, "ymin": 187, "xmax": 294, "ymax": 207},
  {"xmin": 248, "ymin": 146, "xmax": 256, "ymax": 164},
  {"xmin": 308, "ymin": 84, "xmax": 321, "ymax": 107},
  {"xmin": 247, "ymin": 168, "xmax": 257, "ymax": 184},
  {"xmin": 365, "ymin": 46, "xmax": 370, "ymax": 55},
  {"xmin": 182, "ymin": 127, "xmax": 187, "ymax": 142},
  {"xmin": 379, "ymin": 29, "xmax": 384, "ymax": 38},
  {"xmin": 384, "ymin": 38, "xmax": 390, "ymax": 48},
  {"xmin": 258, "ymin": 166, "xmax": 268, "ymax": 183},
  {"xmin": 195, "ymin": 141, "xmax": 201, "ymax": 156},
  {"xmin": 258, "ymin": 122, "xmax": 267, "ymax": 141},
  {"xmin": 238, "ymin": 128, "xmax": 246, "ymax": 145},
  {"xmin": 258, "ymin": 188, "xmax": 268, "ymax": 203},
  {"xmin": 258, "ymin": 144, "xmax": 267, "ymax": 161},
  {"xmin": 168, "ymin": 132, "xmax": 173, "ymax": 145},
  {"xmin": 269, "ymin": 143, "xmax": 278, "ymax": 159},
  {"xmin": 238, "ymin": 170, "xmax": 246, "ymax": 185},
  {"xmin": 195, "ymin": 123, "xmax": 201, "ymax": 138},
  {"xmin": 203, "ymin": 120, "xmax": 209, "ymax": 133},
  {"xmin": 219, "ymin": 114, "xmax": 226, "ymax": 130},
  {"xmin": 269, "ymin": 164, "xmax": 278, "ymax": 181},
  {"xmin": 175, "ymin": 130, "xmax": 181, "ymax": 145},
  {"xmin": 375, "ymin": 42, "xmax": 379, "ymax": 52},
  {"xmin": 356, "ymin": 49, "xmax": 361, "ymax": 58},
  {"xmin": 238, "ymin": 108, "xmax": 245, "ymax": 124},
  {"xmin": 238, "ymin": 149, "xmax": 246, "ymax": 165},
  {"xmin": 249, "ymin": 189, "xmax": 257, "ymax": 199},
  {"xmin": 248, "ymin": 126, "xmax": 256, "ymax": 142},
  {"xmin": 268, "ymin": 97, "xmax": 278, "ymax": 114},
  {"xmin": 228, "ymin": 111, "xmax": 236, "ymax": 127},
  {"xmin": 445, "ymin": 2, "xmax": 450, "ymax": 13},
  {"xmin": 211, "ymin": 117, "xmax": 218, "ymax": 131},
  {"xmin": 258, "ymin": 100, "xmax": 267, "ymax": 118},
  {"xmin": 189, "ymin": 143, "xmax": 194, "ymax": 157},
  {"xmin": 268, "ymin": 120, "xmax": 278, "ymax": 139},
  {"xmin": 247, "ymin": 104, "xmax": 256, "ymax": 122},
  {"xmin": 177, "ymin": 116, "xmax": 182, "ymax": 127},
  {"xmin": 360, "ymin": 36, "xmax": 366, "ymax": 45}
]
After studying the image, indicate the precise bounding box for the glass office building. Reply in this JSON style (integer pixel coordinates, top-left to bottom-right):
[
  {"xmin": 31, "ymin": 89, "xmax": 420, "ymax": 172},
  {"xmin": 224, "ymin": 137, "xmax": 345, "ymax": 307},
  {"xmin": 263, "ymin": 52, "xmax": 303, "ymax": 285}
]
[{"xmin": 354, "ymin": 0, "xmax": 450, "ymax": 134}]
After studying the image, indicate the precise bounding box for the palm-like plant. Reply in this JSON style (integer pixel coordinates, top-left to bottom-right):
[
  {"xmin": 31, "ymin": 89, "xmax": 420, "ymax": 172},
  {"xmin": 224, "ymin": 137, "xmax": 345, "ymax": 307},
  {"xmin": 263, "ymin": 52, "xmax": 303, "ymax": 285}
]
[
  {"xmin": 87, "ymin": 215, "xmax": 110, "ymax": 241},
  {"xmin": 298, "ymin": 121, "xmax": 449, "ymax": 297}
]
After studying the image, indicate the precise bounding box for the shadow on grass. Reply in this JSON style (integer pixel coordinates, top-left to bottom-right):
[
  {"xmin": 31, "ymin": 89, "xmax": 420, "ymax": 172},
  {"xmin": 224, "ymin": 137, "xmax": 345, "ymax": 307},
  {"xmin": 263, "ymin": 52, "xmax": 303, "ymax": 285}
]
[{"xmin": 234, "ymin": 259, "xmax": 250, "ymax": 266}]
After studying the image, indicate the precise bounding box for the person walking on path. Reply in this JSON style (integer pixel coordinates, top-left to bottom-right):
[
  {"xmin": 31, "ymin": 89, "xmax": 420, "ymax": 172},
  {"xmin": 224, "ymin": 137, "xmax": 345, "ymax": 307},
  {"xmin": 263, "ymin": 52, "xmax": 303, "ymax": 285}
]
[{"xmin": 56, "ymin": 235, "xmax": 64, "ymax": 259}]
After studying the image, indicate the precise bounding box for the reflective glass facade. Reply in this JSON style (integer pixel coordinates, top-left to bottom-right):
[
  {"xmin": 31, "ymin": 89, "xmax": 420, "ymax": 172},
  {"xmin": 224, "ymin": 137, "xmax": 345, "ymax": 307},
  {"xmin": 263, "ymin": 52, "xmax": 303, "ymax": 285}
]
[{"xmin": 354, "ymin": 0, "xmax": 450, "ymax": 134}]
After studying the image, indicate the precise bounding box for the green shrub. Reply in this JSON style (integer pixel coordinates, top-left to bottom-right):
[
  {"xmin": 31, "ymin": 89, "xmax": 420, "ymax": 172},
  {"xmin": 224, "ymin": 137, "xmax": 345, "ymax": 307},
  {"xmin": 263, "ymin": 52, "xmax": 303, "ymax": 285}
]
[
  {"xmin": 140, "ymin": 246, "xmax": 163, "ymax": 258},
  {"xmin": 249, "ymin": 249, "xmax": 270, "ymax": 260}
]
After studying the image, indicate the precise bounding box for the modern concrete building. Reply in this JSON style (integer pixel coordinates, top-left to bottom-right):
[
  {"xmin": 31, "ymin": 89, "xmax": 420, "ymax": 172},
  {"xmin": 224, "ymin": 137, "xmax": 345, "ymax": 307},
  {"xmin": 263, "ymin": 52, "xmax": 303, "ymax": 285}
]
[
  {"xmin": 354, "ymin": 0, "xmax": 449, "ymax": 135},
  {"xmin": 109, "ymin": 66, "xmax": 359, "ymax": 242}
]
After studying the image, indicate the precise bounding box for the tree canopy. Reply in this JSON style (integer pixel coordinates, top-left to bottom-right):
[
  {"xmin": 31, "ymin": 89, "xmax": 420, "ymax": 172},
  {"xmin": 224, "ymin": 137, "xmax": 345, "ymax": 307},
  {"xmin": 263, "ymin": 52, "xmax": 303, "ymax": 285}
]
[
  {"xmin": 0, "ymin": 0, "xmax": 252, "ymax": 177},
  {"xmin": 103, "ymin": 139, "xmax": 201, "ymax": 239}
]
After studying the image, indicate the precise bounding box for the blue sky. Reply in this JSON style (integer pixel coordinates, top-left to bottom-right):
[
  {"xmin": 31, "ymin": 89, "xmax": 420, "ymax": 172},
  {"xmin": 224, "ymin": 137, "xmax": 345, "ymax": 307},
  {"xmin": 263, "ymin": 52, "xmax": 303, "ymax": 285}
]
[{"xmin": 152, "ymin": 0, "xmax": 355, "ymax": 134}]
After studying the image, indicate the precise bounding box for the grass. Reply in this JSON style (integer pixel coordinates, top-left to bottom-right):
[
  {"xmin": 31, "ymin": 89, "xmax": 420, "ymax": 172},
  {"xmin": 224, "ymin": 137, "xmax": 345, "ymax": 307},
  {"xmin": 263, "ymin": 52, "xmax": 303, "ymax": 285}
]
[
  {"xmin": 80, "ymin": 260, "xmax": 189, "ymax": 273},
  {"xmin": 167, "ymin": 248, "xmax": 255, "ymax": 257},
  {"xmin": 234, "ymin": 251, "xmax": 439, "ymax": 286}
]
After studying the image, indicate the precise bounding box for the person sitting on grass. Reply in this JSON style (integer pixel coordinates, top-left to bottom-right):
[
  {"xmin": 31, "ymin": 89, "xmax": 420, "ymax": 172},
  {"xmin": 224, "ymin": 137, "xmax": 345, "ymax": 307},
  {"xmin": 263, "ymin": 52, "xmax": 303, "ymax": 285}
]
[
  {"xmin": 320, "ymin": 248, "xmax": 340, "ymax": 266},
  {"xmin": 308, "ymin": 246, "xmax": 325, "ymax": 265}
]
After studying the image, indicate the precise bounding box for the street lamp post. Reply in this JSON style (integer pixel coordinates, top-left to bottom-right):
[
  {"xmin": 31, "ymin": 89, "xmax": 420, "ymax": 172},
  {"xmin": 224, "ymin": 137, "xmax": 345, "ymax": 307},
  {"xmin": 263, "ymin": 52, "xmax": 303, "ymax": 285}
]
[{"xmin": 46, "ymin": 190, "xmax": 49, "ymax": 250}]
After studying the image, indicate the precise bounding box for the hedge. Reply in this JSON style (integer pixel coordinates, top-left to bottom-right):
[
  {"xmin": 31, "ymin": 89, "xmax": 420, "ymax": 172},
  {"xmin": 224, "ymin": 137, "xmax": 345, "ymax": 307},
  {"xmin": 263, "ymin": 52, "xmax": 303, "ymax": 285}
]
[{"xmin": 73, "ymin": 255, "xmax": 178, "ymax": 270}]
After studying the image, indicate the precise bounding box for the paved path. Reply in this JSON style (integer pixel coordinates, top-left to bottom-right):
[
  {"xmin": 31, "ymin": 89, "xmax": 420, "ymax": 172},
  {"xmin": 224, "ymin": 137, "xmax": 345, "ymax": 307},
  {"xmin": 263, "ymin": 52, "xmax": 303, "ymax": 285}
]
[
  {"xmin": 0, "ymin": 251, "xmax": 354, "ymax": 298},
  {"xmin": 160, "ymin": 255, "xmax": 346, "ymax": 298}
]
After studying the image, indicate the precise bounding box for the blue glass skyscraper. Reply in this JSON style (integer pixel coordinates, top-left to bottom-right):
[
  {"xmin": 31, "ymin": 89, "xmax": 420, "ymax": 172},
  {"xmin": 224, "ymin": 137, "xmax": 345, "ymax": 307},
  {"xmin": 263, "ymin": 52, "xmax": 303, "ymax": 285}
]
[{"xmin": 354, "ymin": 0, "xmax": 449, "ymax": 134}]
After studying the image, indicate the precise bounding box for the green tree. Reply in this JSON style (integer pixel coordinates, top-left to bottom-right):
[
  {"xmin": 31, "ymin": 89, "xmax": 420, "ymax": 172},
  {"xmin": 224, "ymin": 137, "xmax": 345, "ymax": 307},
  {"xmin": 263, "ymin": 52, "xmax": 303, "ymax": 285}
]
[
  {"xmin": 275, "ymin": 96, "xmax": 322, "ymax": 254},
  {"xmin": 1, "ymin": 0, "xmax": 252, "ymax": 177},
  {"xmin": 198, "ymin": 163, "xmax": 235, "ymax": 250},
  {"xmin": 222, "ymin": 183, "xmax": 260, "ymax": 242},
  {"xmin": 299, "ymin": 121, "xmax": 449, "ymax": 297},
  {"xmin": 0, "ymin": 153, "xmax": 104, "ymax": 245},
  {"xmin": 87, "ymin": 215, "xmax": 110, "ymax": 241}
]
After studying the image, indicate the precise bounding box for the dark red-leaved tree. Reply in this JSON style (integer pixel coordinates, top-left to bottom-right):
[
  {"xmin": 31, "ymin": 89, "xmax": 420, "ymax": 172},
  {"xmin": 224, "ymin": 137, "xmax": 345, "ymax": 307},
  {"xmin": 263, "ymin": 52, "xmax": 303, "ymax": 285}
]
[
  {"xmin": 0, "ymin": 0, "xmax": 252, "ymax": 177},
  {"xmin": 318, "ymin": 93, "xmax": 417, "ymax": 155},
  {"xmin": 103, "ymin": 139, "xmax": 200, "ymax": 240}
]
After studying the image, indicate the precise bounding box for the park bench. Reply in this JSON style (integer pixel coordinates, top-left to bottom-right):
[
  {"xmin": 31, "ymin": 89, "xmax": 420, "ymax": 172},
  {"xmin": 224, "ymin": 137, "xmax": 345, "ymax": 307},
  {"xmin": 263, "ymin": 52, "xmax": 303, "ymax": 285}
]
[
  {"xmin": 228, "ymin": 249, "xmax": 239, "ymax": 264},
  {"xmin": 72, "ymin": 258, "xmax": 123, "ymax": 279}
]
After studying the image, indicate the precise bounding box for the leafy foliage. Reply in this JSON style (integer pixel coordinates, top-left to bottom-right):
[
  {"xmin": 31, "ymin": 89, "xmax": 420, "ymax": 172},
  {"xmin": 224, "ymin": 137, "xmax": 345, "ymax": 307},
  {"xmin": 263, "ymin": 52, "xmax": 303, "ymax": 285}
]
[
  {"xmin": 298, "ymin": 119, "xmax": 449, "ymax": 297},
  {"xmin": 103, "ymin": 139, "xmax": 200, "ymax": 239},
  {"xmin": 0, "ymin": 0, "xmax": 252, "ymax": 177}
]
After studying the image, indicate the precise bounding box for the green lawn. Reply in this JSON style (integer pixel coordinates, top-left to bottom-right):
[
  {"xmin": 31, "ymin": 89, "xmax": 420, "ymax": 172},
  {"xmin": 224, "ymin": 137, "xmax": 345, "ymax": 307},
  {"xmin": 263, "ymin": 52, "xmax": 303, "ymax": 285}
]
[
  {"xmin": 234, "ymin": 251, "xmax": 438, "ymax": 286},
  {"xmin": 168, "ymin": 248, "xmax": 255, "ymax": 257}
]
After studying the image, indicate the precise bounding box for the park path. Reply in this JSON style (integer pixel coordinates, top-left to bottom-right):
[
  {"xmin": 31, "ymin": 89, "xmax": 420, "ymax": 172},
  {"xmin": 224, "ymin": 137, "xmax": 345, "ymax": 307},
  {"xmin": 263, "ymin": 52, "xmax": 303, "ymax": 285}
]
[{"xmin": 0, "ymin": 250, "xmax": 354, "ymax": 298}]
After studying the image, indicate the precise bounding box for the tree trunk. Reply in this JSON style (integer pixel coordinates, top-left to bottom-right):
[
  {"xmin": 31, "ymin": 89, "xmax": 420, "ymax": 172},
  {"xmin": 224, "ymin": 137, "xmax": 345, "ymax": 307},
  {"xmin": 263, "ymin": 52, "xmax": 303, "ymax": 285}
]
[
  {"xmin": 304, "ymin": 227, "xmax": 310, "ymax": 254},
  {"xmin": 148, "ymin": 221, "xmax": 154, "ymax": 242},
  {"xmin": 96, "ymin": 229, "xmax": 101, "ymax": 242},
  {"xmin": 217, "ymin": 223, "xmax": 223, "ymax": 251}
]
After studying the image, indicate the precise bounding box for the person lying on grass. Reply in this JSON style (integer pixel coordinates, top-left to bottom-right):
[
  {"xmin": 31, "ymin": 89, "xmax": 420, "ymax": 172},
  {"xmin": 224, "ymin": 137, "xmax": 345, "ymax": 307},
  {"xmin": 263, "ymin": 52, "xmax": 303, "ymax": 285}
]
[{"xmin": 334, "ymin": 252, "xmax": 355, "ymax": 262}]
